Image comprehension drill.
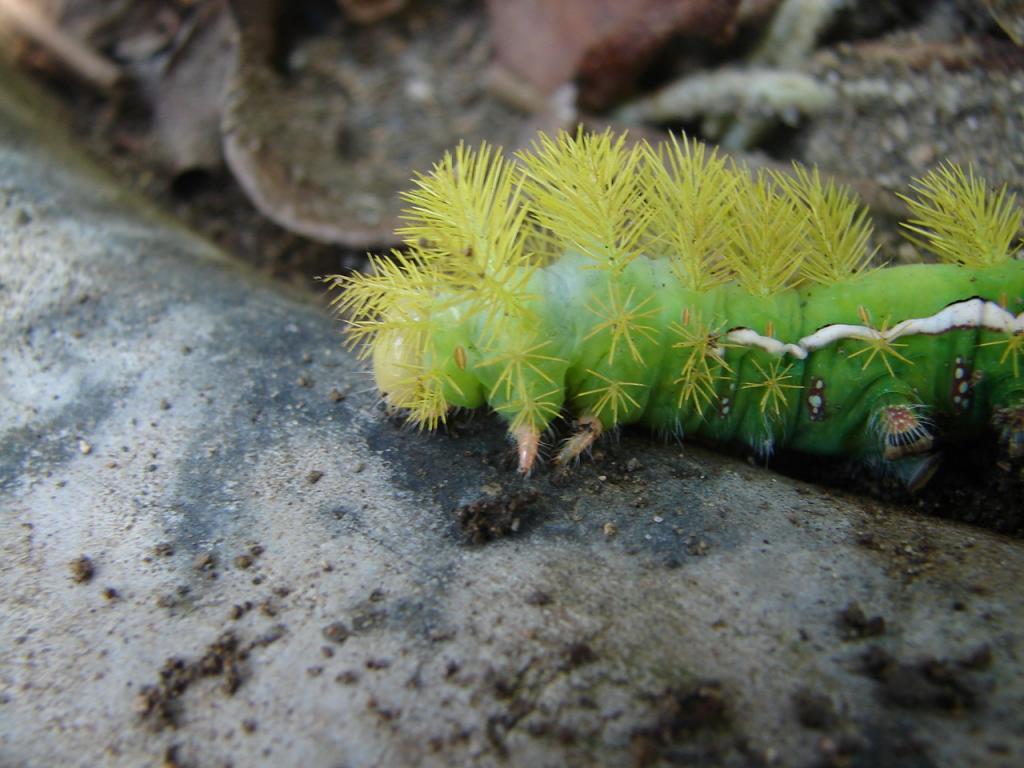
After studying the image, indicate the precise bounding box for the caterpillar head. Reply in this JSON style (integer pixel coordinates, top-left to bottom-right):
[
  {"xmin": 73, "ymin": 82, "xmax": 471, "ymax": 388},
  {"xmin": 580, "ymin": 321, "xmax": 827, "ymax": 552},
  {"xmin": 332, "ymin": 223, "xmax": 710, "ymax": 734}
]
[{"xmin": 371, "ymin": 327, "xmax": 422, "ymax": 410}]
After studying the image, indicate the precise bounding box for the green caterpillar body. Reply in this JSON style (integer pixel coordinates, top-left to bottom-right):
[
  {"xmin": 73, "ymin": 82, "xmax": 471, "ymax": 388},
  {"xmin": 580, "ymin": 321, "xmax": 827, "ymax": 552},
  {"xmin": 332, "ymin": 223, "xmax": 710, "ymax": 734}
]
[{"xmin": 329, "ymin": 131, "xmax": 1024, "ymax": 480}]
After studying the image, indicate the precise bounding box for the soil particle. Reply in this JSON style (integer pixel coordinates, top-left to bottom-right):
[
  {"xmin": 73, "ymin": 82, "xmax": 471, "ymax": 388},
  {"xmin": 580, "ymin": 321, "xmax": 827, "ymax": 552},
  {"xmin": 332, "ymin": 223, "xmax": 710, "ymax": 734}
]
[
  {"xmin": 228, "ymin": 602, "xmax": 253, "ymax": 620},
  {"xmin": 838, "ymin": 601, "xmax": 887, "ymax": 639},
  {"xmin": 959, "ymin": 644, "xmax": 993, "ymax": 670},
  {"xmin": 135, "ymin": 631, "xmax": 245, "ymax": 730},
  {"xmin": 306, "ymin": 469, "xmax": 324, "ymax": 484},
  {"xmin": 233, "ymin": 554, "xmax": 253, "ymax": 569},
  {"xmin": 351, "ymin": 608, "xmax": 387, "ymax": 632},
  {"xmin": 153, "ymin": 542, "xmax": 175, "ymax": 557},
  {"xmin": 160, "ymin": 744, "xmax": 187, "ymax": 768},
  {"xmin": 335, "ymin": 670, "xmax": 360, "ymax": 685},
  {"xmin": 525, "ymin": 589, "xmax": 553, "ymax": 606},
  {"xmin": 192, "ymin": 552, "xmax": 215, "ymax": 572},
  {"xmin": 630, "ymin": 682, "xmax": 730, "ymax": 766},
  {"xmin": 69, "ymin": 555, "xmax": 95, "ymax": 583},
  {"xmin": 793, "ymin": 688, "xmax": 838, "ymax": 730},
  {"xmin": 322, "ymin": 621, "xmax": 350, "ymax": 644},
  {"xmin": 455, "ymin": 490, "xmax": 539, "ymax": 544},
  {"xmin": 860, "ymin": 647, "xmax": 987, "ymax": 712},
  {"xmin": 561, "ymin": 642, "xmax": 597, "ymax": 669},
  {"xmin": 250, "ymin": 624, "xmax": 287, "ymax": 648},
  {"xmin": 367, "ymin": 697, "xmax": 401, "ymax": 721}
]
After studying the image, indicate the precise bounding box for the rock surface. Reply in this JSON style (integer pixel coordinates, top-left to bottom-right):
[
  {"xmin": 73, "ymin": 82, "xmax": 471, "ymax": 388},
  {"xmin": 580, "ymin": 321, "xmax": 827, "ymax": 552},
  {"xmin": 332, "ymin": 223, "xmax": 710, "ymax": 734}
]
[{"xmin": 2, "ymin": 70, "xmax": 1024, "ymax": 768}]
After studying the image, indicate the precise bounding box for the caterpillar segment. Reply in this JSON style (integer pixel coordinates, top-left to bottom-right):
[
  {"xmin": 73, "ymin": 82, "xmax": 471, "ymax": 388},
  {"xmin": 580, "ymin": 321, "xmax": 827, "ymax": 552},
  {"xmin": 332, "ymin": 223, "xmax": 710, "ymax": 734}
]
[{"xmin": 325, "ymin": 131, "xmax": 1024, "ymax": 485}]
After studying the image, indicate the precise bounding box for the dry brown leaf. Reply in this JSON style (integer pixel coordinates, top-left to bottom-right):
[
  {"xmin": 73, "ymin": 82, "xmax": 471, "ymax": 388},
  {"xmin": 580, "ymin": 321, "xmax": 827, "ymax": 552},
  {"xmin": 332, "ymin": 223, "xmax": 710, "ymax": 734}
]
[{"xmin": 485, "ymin": 0, "xmax": 740, "ymax": 109}]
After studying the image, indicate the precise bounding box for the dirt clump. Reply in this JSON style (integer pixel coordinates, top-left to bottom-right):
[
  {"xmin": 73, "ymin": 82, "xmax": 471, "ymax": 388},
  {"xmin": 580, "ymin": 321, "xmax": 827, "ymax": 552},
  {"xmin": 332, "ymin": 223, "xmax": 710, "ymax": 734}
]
[{"xmin": 456, "ymin": 490, "xmax": 539, "ymax": 544}]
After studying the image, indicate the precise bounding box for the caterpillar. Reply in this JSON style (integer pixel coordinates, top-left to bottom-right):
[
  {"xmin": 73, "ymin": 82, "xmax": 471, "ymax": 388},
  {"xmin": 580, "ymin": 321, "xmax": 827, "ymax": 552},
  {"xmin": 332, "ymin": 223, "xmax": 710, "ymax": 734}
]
[{"xmin": 325, "ymin": 131, "xmax": 1024, "ymax": 488}]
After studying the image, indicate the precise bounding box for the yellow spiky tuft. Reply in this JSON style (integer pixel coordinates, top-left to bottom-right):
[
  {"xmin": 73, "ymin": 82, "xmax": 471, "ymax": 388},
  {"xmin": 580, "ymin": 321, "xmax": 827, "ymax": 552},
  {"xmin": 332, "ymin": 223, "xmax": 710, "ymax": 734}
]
[
  {"xmin": 899, "ymin": 162, "xmax": 1023, "ymax": 267},
  {"xmin": 847, "ymin": 307, "xmax": 913, "ymax": 377},
  {"xmin": 399, "ymin": 142, "xmax": 539, "ymax": 332},
  {"xmin": 980, "ymin": 332, "xmax": 1024, "ymax": 378},
  {"xmin": 326, "ymin": 251, "xmax": 437, "ymax": 357},
  {"xmin": 582, "ymin": 283, "xmax": 660, "ymax": 365},
  {"xmin": 519, "ymin": 129, "xmax": 651, "ymax": 274},
  {"xmin": 775, "ymin": 165, "xmax": 878, "ymax": 284},
  {"xmin": 646, "ymin": 134, "xmax": 737, "ymax": 291},
  {"xmin": 669, "ymin": 309, "xmax": 732, "ymax": 417},
  {"xmin": 724, "ymin": 170, "xmax": 808, "ymax": 295},
  {"xmin": 741, "ymin": 358, "xmax": 801, "ymax": 420},
  {"xmin": 576, "ymin": 370, "xmax": 645, "ymax": 425}
]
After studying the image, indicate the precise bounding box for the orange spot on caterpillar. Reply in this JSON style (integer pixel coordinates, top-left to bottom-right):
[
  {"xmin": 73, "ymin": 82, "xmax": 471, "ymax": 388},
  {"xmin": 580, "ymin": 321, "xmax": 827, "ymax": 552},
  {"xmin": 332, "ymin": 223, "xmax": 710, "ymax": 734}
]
[
  {"xmin": 857, "ymin": 305, "xmax": 871, "ymax": 325},
  {"xmin": 765, "ymin": 320, "xmax": 775, "ymax": 338},
  {"xmin": 454, "ymin": 346, "xmax": 467, "ymax": 370}
]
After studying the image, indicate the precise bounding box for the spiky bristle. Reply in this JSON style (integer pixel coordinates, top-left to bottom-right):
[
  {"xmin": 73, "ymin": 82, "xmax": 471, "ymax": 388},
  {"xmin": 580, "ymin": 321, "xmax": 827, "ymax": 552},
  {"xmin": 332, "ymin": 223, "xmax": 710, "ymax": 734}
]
[
  {"xmin": 774, "ymin": 164, "xmax": 878, "ymax": 284},
  {"xmin": 726, "ymin": 170, "xmax": 808, "ymax": 295},
  {"xmin": 583, "ymin": 283, "xmax": 660, "ymax": 365},
  {"xmin": 899, "ymin": 162, "xmax": 1023, "ymax": 267},
  {"xmin": 741, "ymin": 358, "xmax": 801, "ymax": 420},
  {"xmin": 669, "ymin": 309, "xmax": 731, "ymax": 417},
  {"xmin": 519, "ymin": 129, "xmax": 651, "ymax": 274},
  {"xmin": 847, "ymin": 309, "xmax": 913, "ymax": 377},
  {"xmin": 646, "ymin": 134, "xmax": 736, "ymax": 291}
]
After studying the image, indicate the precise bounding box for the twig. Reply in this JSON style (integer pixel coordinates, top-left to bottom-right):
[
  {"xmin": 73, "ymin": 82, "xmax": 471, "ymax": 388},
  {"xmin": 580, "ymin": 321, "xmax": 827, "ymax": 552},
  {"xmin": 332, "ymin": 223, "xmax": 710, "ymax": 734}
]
[{"xmin": 0, "ymin": 0, "xmax": 123, "ymax": 91}]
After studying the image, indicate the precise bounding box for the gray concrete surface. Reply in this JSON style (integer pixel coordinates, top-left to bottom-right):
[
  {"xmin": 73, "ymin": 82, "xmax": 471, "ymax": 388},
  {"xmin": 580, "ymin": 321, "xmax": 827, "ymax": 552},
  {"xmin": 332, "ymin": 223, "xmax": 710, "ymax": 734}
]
[{"xmin": 2, "ymin": 69, "xmax": 1024, "ymax": 768}]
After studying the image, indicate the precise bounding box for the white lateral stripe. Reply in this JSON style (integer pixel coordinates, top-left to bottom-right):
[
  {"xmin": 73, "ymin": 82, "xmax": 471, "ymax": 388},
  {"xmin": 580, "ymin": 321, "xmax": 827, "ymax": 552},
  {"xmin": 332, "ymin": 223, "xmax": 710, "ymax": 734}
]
[
  {"xmin": 722, "ymin": 299, "xmax": 1024, "ymax": 360},
  {"xmin": 800, "ymin": 323, "xmax": 882, "ymax": 351},
  {"xmin": 725, "ymin": 328, "xmax": 808, "ymax": 359}
]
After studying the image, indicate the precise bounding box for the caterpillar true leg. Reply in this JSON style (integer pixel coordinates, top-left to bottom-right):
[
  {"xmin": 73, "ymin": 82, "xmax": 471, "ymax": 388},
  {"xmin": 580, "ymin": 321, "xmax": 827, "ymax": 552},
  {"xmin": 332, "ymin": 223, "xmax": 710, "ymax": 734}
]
[{"xmin": 555, "ymin": 415, "xmax": 604, "ymax": 465}]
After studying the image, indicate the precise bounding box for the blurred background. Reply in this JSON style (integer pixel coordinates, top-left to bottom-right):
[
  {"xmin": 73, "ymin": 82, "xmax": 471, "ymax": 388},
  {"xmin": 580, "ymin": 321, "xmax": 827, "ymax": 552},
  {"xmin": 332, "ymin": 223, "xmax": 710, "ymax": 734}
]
[{"xmin": 1, "ymin": 0, "xmax": 1021, "ymax": 288}]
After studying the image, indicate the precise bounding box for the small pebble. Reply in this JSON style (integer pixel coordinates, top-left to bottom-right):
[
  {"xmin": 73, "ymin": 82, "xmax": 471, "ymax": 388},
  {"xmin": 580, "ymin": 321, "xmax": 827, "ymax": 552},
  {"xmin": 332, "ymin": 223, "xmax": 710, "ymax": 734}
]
[
  {"xmin": 322, "ymin": 621, "xmax": 350, "ymax": 644},
  {"xmin": 69, "ymin": 555, "xmax": 94, "ymax": 583},
  {"xmin": 193, "ymin": 552, "xmax": 215, "ymax": 571}
]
